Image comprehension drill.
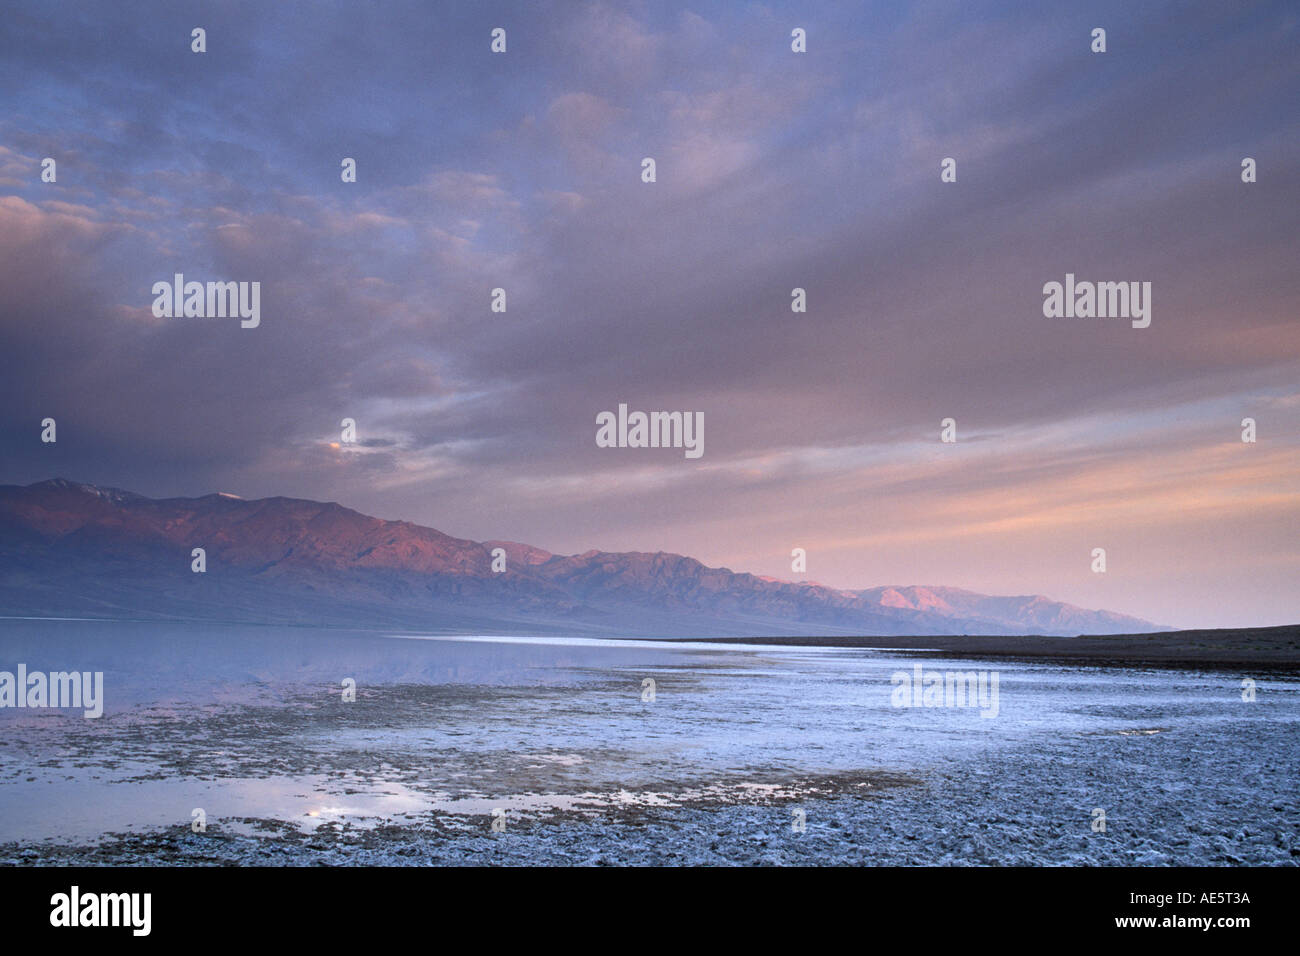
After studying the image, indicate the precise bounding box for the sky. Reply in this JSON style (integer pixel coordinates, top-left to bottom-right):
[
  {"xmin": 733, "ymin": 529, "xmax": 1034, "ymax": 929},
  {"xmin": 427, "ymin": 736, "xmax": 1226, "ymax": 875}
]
[{"xmin": 1, "ymin": 0, "xmax": 1297, "ymax": 629}]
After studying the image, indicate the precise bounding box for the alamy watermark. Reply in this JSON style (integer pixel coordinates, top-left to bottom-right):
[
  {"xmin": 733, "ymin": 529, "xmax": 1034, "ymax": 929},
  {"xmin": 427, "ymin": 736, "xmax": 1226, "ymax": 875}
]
[
  {"xmin": 1042, "ymin": 274, "xmax": 1151, "ymax": 328},
  {"xmin": 151, "ymin": 274, "xmax": 260, "ymax": 328},
  {"xmin": 0, "ymin": 664, "xmax": 103, "ymax": 718},
  {"xmin": 596, "ymin": 403, "xmax": 703, "ymax": 459},
  {"xmin": 50, "ymin": 886, "xmax": 150, "ymax": 936},
  {"xmin": 890, "ymin": 664, "xmax": 999, "ymax": 718}
]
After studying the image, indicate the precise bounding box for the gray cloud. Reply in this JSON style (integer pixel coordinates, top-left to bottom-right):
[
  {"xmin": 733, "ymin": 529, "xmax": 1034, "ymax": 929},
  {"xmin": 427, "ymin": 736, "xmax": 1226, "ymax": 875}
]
[{"xmin": 1, "ymin": 0, "xmax": 1297, "ymax": 627}]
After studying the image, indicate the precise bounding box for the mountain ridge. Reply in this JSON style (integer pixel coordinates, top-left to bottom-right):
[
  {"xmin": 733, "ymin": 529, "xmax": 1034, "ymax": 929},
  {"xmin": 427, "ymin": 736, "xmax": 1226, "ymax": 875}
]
[{"xmin": 0, "ymin": 478, "xmax": 1168, "ymax": 638}]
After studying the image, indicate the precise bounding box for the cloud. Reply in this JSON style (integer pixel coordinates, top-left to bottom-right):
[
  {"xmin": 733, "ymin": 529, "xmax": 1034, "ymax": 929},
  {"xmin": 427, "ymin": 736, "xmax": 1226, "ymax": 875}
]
[{"xmin": 0, "ymin": 0, "xmax": 1297, "ymax": 628}]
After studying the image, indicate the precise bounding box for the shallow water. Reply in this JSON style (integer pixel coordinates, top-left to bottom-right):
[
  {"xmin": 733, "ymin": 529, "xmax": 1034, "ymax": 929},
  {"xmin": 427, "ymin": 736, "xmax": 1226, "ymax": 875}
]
[{"xmin": 0, "ymin": 619, "xmax": 1296, "ymax": 863}]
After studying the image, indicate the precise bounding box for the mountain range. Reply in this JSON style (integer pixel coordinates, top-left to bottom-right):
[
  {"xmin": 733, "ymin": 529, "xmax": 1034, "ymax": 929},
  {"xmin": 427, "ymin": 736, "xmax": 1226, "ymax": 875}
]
[{"xmin": 0, "ymin": 478, "xmax": 1166, "ymax": 637}]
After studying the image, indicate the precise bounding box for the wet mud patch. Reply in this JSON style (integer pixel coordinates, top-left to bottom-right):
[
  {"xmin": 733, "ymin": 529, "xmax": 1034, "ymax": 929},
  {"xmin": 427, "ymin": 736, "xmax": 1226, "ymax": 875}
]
[{"xmin": 0, "ymin": 768, "xmax": 917, "ymax": 865}]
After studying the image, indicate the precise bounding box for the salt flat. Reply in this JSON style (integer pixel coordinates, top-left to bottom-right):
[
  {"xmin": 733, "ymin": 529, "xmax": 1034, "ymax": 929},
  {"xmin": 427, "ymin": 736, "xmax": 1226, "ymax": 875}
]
[{"xmin": 0, "ymin": 620, "xmax": 1295, "ymax": 865}]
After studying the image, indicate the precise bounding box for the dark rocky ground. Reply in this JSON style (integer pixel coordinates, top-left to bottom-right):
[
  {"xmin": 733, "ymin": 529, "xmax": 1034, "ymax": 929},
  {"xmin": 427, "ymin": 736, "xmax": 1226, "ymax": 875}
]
[{"xmin": 703, "ymin": 624, "xmax": 1300, "ymax": 673}]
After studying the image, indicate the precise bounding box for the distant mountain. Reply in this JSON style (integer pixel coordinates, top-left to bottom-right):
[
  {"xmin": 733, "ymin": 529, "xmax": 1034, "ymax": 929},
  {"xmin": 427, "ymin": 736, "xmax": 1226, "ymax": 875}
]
[{"xmin": 0, "ymin": 479, "xmax": 1166, "ymax": 638}]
